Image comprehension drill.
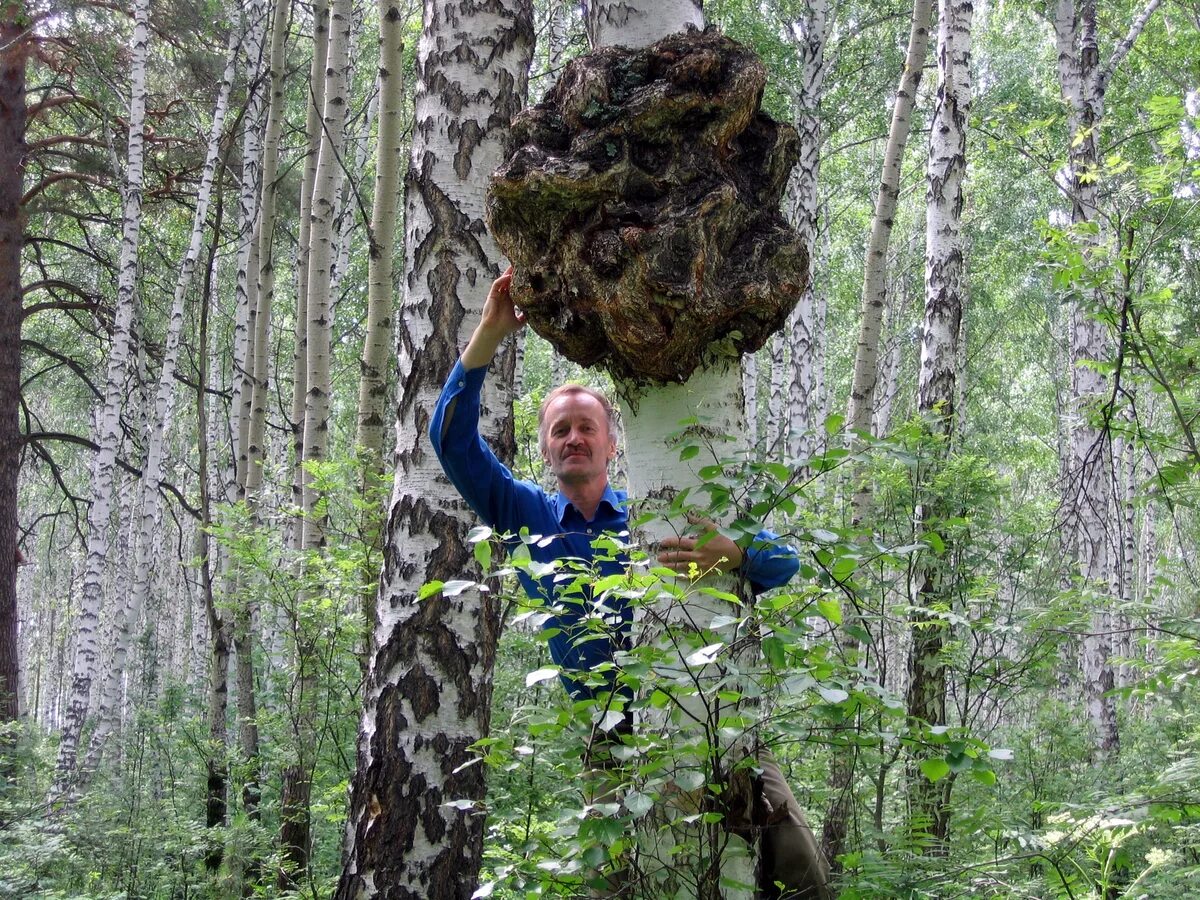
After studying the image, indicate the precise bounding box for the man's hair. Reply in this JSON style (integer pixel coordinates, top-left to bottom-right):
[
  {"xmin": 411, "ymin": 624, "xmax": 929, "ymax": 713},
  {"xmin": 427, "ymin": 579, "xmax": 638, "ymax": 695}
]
[{"xmin": 537, "ymin": 384, "xmax": 620, "ymax": 454}]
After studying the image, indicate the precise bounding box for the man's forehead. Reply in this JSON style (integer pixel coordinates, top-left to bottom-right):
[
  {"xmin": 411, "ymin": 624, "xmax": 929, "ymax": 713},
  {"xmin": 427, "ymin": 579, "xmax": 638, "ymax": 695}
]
[{"xmin": 545, "ymin": 392, "xmax": 606, "ymax": 423}]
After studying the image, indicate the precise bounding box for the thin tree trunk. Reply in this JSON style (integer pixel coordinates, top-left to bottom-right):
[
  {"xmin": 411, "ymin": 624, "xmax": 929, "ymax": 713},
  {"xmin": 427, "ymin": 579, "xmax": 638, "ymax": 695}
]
[
  {"xmin": 82, "ymin": 29, "xmax": 239, "ymax": 778},
  {"xmin": 279, "ymin": 0, "xmax": 356, "ymax": 881},
  {"xmin": 825, "ymin": 0, "xmax": 933, "ymax": 868},
  {"xmin": 232, "ymin": 2, "xmax": 268, "ymax": 496},
  {"xmin": 353, "ymin": 0, "xmax": 408, "ymax": 659},
  {"xmin": 336, "ymin": 3, "xmax": 533, "ymax": 896},
  {"xmin": 54, "ymin": 0, "xmax": 152, "ymax": 795},
  {"xmin": 742, "ymin": 351, "xmax": 759, "ymax": 446},
  {"xmin": 0, "ymin": 2, "xmax": 27, "ymax": 730},
  {"xmin": 291, "ymin": 0, "xmax": 331, "ymax": 552},
  {"xmin": 197, "ymin": 191, "xmax": 229, "ymax": 872},
  {"xmin": 235, "ymin": 0, "xmax": 291, "ymax": 830},
  {"xmin": 906, "ymin": 0, "xmax": 972, "ymax": 854},
  {"xmin": 766, "ymin": 330, "xmax": 787, "ymax": 457},
  {"xmin": 1053, "ymin": 0, "xmax": 1161, "ymax": 757}
]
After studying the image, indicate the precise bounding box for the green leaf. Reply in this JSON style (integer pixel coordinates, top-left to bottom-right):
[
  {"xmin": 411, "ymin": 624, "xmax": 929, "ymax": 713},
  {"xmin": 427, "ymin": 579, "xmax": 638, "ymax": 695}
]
[
  {"xmin": 473, "ymin": 539, "xmax": 491, "ymax": 569},
  {"xmin": 418, "ymin": 581, "xmax": 444, "ymax": 600},
  {"xmin": 920, "ymin": 758, "xmax": 951, "ymax": 783},
  {"xmin": 824, "ymin": 413, "xmax": 845, "ymax": 435},
  {"xmin": 679, "ymin": 444, "xmax": 701, "ymax": 461},
  {"xmin": 816, "ymin": 598, "xmax": 842, "ymax": 624},
  {"xmin": 971, "ymin": 768, "xmax": 997, "ymax": 786}
]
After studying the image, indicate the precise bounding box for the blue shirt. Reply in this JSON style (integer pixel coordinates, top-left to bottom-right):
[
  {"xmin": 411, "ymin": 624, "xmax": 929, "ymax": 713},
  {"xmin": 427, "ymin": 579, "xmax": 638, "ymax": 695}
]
[{"xmin": 429, "ymin": 358, "xmax": 798, "ymax": 699}]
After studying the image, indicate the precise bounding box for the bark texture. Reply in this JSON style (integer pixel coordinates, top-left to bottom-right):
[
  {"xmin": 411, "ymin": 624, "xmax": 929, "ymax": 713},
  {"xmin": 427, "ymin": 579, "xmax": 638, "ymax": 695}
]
[
  {"xmin": 488, "ymin": 29, "xmax": 807, "ymax": 384},
  {"xmin": 54, "ymin": 0, "xmax": 151, "ymax": 791},
  {"xmin": 336, "ymin": 2, "xmax": 533, "ymax": 897},
  {"xmin": 906, "ymin": 0, "xmax": 973, "ymax": 854},
  {"xmin": 0, "ymin": 2, "xmax": 25, "ymax": 726},
  {"xmin": 1053, "ymin": 0, "xmax": 1161, "ymax": 756},
  {"xmin": 824, "ymin": 0, "xmax": 934, "ymax": 869}
]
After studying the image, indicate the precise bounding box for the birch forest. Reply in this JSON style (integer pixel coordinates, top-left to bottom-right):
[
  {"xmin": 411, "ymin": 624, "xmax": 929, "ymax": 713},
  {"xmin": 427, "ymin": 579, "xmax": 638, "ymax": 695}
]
[{"xmin": 2, "ymin": 0, "xmax": 1199, "ymax": 898}]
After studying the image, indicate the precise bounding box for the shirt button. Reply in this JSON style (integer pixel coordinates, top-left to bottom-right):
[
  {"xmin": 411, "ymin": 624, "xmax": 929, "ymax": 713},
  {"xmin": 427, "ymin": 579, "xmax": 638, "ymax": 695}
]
[
  {"xmin": 587, "ymin": 528, "xmax": 593, "ymax": 534},
  {"xmin": 458, "ymin": 380, "xmax": 464, "ymax": 387}
]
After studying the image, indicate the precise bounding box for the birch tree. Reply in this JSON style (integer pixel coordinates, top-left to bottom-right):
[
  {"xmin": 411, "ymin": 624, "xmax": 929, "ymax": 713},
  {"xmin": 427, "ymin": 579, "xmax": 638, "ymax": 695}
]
[
  {"xmin": 291, "ymin": 0, "xmax": 331, "ymax": 550},
  {"xmin": 351, "ymin": 0, "xmax": 407, "ymax": 655},
  {"xmin": 277, "ymin": 0, "xmax": 356, "ymax": 879},
  {"xmin": 1052, "ymin": 0, "xmax": 1163, "ymax": 756},
  {"xmin": 336, "ymin": 3, "xmax": 533, "ymax": 895},
  {"xmin": 82, "ymin": 31, "xmax": 239, "ymax": 775},
  {"xmin": 54, "ymin": 0, "xmax": 152, "ymax": 793},
  {"xmin": 784, "ymin": 0, "xmax": 830, "ymax": 466},
  {"xmin": 825, "ymin": 0, "xmax": 933, "ymax": 867},
  {"xmin": 906, "ymin": 0, "xmax": 972, "ymax": 852}
]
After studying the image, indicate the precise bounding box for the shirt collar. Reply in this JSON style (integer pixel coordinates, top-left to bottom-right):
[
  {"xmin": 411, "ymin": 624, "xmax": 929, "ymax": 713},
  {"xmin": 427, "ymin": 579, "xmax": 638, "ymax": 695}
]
[{"xmin": 552, "ymin": 483, "xmax": 626, "ymax": 525}]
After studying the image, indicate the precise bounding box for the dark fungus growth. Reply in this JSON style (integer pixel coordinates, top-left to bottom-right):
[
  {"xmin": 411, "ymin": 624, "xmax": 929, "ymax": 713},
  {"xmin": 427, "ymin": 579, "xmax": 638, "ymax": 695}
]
[{"xmin": 487, "ymin": 27, "xmax": 809, "ymax": 385}]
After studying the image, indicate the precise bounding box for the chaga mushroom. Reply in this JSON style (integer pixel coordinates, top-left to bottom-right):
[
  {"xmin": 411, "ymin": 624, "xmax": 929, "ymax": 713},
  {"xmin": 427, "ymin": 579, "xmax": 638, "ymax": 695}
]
[{"xmin": 486, "ymin": 28, "xmax": 808, "ymax": 385}]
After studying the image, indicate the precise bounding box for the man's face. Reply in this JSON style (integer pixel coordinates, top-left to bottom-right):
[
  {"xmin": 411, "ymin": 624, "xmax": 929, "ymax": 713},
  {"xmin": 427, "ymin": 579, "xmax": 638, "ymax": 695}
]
[{"xmin": 541, "ymin": 393, "xmax": 616, "ymax": 487}]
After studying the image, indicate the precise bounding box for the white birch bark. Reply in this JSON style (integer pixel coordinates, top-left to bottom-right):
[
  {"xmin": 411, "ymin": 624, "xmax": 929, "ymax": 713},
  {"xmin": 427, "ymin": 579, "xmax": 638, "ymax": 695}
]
[
  {"xmin": 82, "ymin": 34, "xmax": 238, "ymax": 776},
  {"xmin": 246, "ymin": 0, "xmax": 292, "ymax": 502},
  {"xmin": 766, "ymin": 330, "xmax": 787, "ymax": 457},
  {"xmin": 357, "ymin": 5, "xmax": 404, "ymax": 468},
  {"xmin": 619, "ymin": 367, "xmax": 758, "ymax": 899},
  {"xmin": 741, "ymin": 350, "xmax": 758, "ymax": 447},
  {"xmin": 279, "ymin": 0, "xmax": 356, "ymax": 877},
  {"xmin": 584, "ymin": 0, "xmax": 703, "ymax": 48},
  {"xmin": 1053, "ymin": 0, "xmax": 1161, "ymax": 756},
  {"xmin": 826, "ymin": 0, "xmax": 933, "ymax": 866},
  {"xmin": 232, "ymin": 0, "xmax": 268, "ymax": 497},
  {"xmin": 785, "ymin": 0, "xmax": 830, "ymax": 466},
  {"xmin": 291, "ymin": 0, "xmax": 331, "ymax": 550},
  {"xmin": 336, "ymin": 3, "xmax": 533, "ymax": 895},
  {"xmin": 906, "ymin": 0, "xmax": 972, "ymax": 851},
  {"xmin": 846, "ymin": 0, "xmax": 933, "ymax": 440},
  {"xmin": 583, "ymin": 3, "xmax": 789, "ymax": 895},
  {"xmin": 53, "ymin": 0, "xmax": 152, "ymax": 794}
]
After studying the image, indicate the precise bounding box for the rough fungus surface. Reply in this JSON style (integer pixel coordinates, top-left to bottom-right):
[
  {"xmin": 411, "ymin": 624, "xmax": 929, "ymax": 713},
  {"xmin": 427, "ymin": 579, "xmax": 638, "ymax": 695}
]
[{"xmin": 487, "ymin": 28, "xmax": 809, "ymax": 385}]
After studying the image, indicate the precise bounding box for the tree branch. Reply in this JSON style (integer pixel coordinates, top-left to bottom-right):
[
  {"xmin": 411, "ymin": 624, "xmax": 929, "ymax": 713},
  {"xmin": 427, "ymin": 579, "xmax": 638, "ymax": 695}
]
[
  {"xmin": 23, "ymin": 432, "xmax": 202, "ymax": 520},
  {"xmin": 20, "ymin": 171, "xmax": 110, "ymax": 206},
  {"xmin": 1099, "ymin": 0, "xmax": 1163, "ymax": 93}
]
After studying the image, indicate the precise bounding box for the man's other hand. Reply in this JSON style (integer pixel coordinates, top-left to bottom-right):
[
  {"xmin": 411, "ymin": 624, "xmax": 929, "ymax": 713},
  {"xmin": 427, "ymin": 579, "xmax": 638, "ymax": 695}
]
[{"xmin": 657, "ymin": 518, "xmax": 744, "ymax": 577}]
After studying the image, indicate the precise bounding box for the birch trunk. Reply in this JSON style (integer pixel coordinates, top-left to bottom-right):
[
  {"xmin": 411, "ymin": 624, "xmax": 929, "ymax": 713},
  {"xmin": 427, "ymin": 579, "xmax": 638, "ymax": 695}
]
[
  {"xmin": 232, "ymin": 1, "xmax": 268, "ymax": 496},
  {"xmin": 619, "ymin": 368, "xmax": 759, "ymax": 900},
  {"xmin": 741, "ymin": 351, "xmax": 759, "ymax": 447},
  {"xmin": 825, "ymin": 0, "xmax": 933, "ymax": 867},
  {"xmin": 766, "ymin": 330, "xmax": 787, "ymax": 457},
  {"xmin": 235, "ymin": 0, "xmax": 292, "ymax": 826},
  {"xmin": 785, "ymin": 0, "xmax": 830, "ymax": 466},
  {"xmin": 583, "ymin": 3, "xmax": 807, "ymax": 896},
  {"xmin": 291, "ymin": 0, "xmax": 331, "ymax": 551},
  {"xmin": 353, "ymin": 0, "xmax": 407, "ymax": 658},
  {"xmin": 195, "ymin": 202, "xmax": 230, "ymax": 872},
  {"xmin": 279, "ymin": 0, "xmax": 356, "ymax": 879},
  {"xmin": 0, "ymin": 2, "xmax": 26, "ymax": 727},
  {"xmin": 336, "ymin": 3, "xmax": 533, "ymax": 896},
  {"xmin": 1053, "ymin": 0, "xmax": 1162, "ymax": 756},
  {"xmin": 82, "ymin": 30, "xmax": 238, "ymax": 778},
  {"xmin": 906, "ymin": 0, "xmax": 972, "ymax": 854},
  {"xmin": 54, "ymin": 0, "xmax": 151, "ymax": 793}
]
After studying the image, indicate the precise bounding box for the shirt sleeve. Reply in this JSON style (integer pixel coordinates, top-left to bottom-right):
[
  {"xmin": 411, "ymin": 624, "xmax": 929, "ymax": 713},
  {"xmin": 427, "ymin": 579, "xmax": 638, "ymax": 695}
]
[
  {"xmin": 739, "ymin": 529, "xmax": 800, "ymax": 594},
  {"xmin": 428, "ymin": 359, "xmax": 538, "ymax": 533}
]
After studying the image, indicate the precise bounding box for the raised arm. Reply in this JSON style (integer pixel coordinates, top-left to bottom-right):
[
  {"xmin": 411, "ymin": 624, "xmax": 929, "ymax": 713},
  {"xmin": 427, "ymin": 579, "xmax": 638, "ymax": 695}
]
[{"xmin": 460, "ymin": 265, "xmax": 524, "ymax": 370}]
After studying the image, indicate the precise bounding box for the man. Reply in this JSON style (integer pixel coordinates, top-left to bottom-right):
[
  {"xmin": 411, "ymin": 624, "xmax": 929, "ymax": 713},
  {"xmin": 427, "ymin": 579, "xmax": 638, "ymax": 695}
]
[{"xmin": 430, "ymin": 267, "xmax": 830, "ymax": 898}]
